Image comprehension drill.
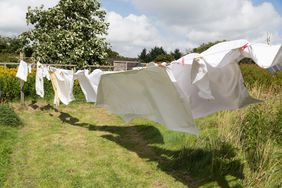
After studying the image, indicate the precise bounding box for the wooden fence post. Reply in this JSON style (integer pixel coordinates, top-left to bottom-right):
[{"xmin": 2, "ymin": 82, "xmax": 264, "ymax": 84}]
[{"xmin": 19, "ymin": 52, "xmax": 25, "ymax": 106}]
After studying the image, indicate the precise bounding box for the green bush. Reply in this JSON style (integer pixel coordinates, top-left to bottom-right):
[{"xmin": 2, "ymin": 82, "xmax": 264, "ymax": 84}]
[{"xmin": 0, "ymin": 104, "xmax": 21, "ymax": 127}]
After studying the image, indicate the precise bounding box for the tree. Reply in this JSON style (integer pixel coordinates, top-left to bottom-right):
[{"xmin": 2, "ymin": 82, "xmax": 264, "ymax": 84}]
[
  {"xmin": 170, "ymin": 49, "xmax": 182, "ymax": 60},
  {"xmin": 148, "ymin": 47, "xmax": 167, "ymax": 62},
  {"xmin": 137, "ymin": 47, "xmax": 184, "ymax": 63},
  {"xmin": 21, "ymin": 0, "xmax": 109, "ymax": 68},
  {"xmin": 137, "ymin": 46, "xmax": 167, "ymax": 63},
  {"xmin": 138, "ymin": 48, "xmax": 147, "ymax": 63},
  {"xmin": 155, "ymin": 54, "xmax": 174, "ymax": 63}
]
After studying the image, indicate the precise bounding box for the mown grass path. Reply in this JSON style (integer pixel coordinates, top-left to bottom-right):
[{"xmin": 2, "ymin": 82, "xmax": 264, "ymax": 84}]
[{"xmin": 4, "ymin": 102, "xmax": 191, "ymax": 188}]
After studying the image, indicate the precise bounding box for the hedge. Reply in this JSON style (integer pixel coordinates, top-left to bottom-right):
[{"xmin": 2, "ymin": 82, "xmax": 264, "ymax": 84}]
[
  {"xmin": 0, "ymin": 64, "xmax": 281, "ymax": 102},
  {"xmin": 240, "ymin": 64, "xmax": 282, "ymax": 92}
]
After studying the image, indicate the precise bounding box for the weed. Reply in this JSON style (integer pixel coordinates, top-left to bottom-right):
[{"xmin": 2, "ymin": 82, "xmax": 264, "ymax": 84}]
[{"xmin": 0, "ymin": 104, "xmax": 21, "ymax": 127}]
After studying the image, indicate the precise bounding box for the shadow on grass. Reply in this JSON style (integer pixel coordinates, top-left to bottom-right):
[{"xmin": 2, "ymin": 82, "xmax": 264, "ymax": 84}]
[
  {"xmin": 38, "ymin": 103, "xmax": 244, "ymax": 188},
  {"xmin": 89, "ymin": 125, "xmax": 244, "ymax": 188}
]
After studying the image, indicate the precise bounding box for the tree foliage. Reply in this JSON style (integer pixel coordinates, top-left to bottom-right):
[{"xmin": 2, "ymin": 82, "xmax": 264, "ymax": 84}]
[
  {"xmin": 0, "ymin": 36, "xmax": 22, "ymax": 54},
  {"xmin": 148, "ymin": 47, "xmax": 166, "ymax": 62},
  {"xmin": 21, "ymin": 0, "xmax": 109, "ymax": 67},
  {"xmin": 138, "ymin": 48, "xmax": 148, "ymax": 63},
  {"xmin": 138, "ymin": 46, "xmax": 182, "ymax": 63},
  {"xmin": 155, "ymin": 54, "xmax": 174, "ymax": 63},
  {"xmin": 171, "ymin": 49, "xmax": 182, "ymax": 60}
]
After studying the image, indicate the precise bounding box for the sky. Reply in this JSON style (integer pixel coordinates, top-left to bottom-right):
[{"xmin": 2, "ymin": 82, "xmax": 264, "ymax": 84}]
[{"xmin": 0, "ymin": 0, "xmax": 281, "ymax": 57}]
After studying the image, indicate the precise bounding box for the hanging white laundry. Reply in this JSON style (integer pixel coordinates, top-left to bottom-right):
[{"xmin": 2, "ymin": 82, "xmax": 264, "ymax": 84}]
[
  {"xmin": 169, "ymin": 39, "xmax": 282, "ymax": 119},
  {"xmin": 97, "ymin": 39, "xmax": 281, "ymax": 134},
  {"xmin": 74, "ymin": 69, "xmax": 103, "ymax": 102},
  {"xmin": 16, "ymin": 60, "xmax": 29, "ymax": 82},
  {"xmin": 96, "ymin": 67, "xmax": 198, "ymax": 134},
  {"xmin": 36, "ymin": 62, "xmax": 50, "ymax": 98},
  {"xmin": 49, "ymin": 68, "xmax": 75, "ymax": 105}
]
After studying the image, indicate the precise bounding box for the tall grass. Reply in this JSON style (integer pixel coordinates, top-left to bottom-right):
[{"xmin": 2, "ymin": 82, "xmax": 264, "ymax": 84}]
[{"xmin": 217, "ymin": 83, "xmax": 282, "ymax": 187}]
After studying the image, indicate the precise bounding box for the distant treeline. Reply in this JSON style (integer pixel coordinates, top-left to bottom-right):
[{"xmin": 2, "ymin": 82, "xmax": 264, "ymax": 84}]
[
  {"xmin": 0, "ymin": 35, "xmax": 255, "ymax": 65},
  {"xmin": 137, "ymin": 40, "xmax": 256, "ymax": 64}
]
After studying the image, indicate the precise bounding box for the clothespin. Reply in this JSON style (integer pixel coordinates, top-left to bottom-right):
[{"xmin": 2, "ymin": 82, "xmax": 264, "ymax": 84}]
[{"xmin": 240, "ymin": 43, "xmax": 249, "ymax": 54}]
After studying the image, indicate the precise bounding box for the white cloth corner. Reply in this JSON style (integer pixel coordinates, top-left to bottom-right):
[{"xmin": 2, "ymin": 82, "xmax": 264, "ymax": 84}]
[{"xmin": 16, "ymin": 60, "xmax": 29, "ymax": 82}]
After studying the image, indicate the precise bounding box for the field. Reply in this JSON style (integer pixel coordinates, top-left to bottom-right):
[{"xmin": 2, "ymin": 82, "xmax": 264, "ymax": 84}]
[{"xmin": 0, "ymin": 64, "xmax": 281, "ymax": 187}]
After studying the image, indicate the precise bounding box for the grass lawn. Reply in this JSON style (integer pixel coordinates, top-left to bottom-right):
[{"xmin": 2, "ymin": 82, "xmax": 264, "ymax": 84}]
[
  {"xmin": 0, "ymin": 126, "xmax": 19, "ymax": 187},
  {"xmin": 0, "ymin": 94, "xmax": 281, "ymax": 187}
]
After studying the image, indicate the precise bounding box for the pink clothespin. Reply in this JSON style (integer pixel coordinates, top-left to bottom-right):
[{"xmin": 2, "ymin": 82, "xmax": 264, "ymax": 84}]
[{"xmin": 240, "ymin": 43, "xmax": 249, "ymax": 51}]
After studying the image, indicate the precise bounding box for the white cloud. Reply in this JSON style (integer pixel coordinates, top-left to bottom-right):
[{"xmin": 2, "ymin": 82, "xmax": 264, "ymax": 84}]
[
  {"xmin": 107, "ymin": 0, "xmax": 282, "ymax": 57},
  {"xmin": 106, "ymin": 11, "xmax": 162, "ymax": 57},
  {"xmin": 131, "ymin": 0, "xmax": 282, "ymax": 45},
  {"xmin": 106, "ymin": 11, "xmax": 195, "ymax": 57},
  {"xmin": 0, "ymin": 0, "xmax": 58, "ymax": 36}
]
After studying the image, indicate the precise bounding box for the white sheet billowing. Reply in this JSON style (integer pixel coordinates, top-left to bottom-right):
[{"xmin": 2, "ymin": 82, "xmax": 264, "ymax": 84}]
[
  {"xmin": 96, "ymin": 67, "xmax": 198, "ymax": 134},
  {"xmin": 74, "ymin": 69, "xmax": 103, "ymax": 102},
  {"xmin": 169, "ymin": 39, "xmax": 281, "ymax": 119}
]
